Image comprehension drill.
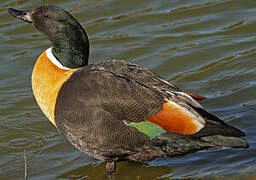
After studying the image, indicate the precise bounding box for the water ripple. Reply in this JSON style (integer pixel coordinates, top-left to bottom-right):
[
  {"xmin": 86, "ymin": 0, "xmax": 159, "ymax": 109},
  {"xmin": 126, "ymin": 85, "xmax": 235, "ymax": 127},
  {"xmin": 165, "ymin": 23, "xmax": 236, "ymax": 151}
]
[{"xmin": 1, "ymin": 0, "xmax": 256, "ymax": 179}]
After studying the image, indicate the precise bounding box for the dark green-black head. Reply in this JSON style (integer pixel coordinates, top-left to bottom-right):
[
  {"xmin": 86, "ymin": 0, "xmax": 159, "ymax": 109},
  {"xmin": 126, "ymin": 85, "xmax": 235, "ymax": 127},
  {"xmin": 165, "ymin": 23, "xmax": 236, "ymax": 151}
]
[{"xmin": 8, "ymin": 5, "xmax": 89, "ymax": 68}]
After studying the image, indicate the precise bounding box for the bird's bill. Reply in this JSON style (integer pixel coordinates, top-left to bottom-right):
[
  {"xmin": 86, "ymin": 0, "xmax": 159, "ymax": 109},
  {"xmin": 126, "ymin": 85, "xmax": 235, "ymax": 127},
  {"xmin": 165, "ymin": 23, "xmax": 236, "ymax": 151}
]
[{"xmin": 8, "ymin": 8, "xmax": 33, "ymax": 23}]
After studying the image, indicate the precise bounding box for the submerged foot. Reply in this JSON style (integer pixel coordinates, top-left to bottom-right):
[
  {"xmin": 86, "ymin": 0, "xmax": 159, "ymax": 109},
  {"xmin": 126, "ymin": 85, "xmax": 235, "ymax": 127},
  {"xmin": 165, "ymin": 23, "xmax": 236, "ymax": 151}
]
[{"xmin": 106, "ymin": 162, "xmax": 116, "ymax": 176}]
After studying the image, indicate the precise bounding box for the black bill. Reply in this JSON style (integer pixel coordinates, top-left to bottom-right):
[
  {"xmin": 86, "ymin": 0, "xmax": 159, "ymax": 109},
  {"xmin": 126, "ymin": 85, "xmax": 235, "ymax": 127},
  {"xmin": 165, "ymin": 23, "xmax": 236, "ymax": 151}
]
[{"xmin": 8, "ymin": 8, "xmax": 33, "ymax": 23}]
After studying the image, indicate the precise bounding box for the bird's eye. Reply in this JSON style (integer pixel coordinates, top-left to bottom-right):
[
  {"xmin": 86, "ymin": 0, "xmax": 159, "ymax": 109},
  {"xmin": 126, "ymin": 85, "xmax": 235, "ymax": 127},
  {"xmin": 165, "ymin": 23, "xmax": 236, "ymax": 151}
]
[{"xmin": 43, "ymin": 13, "xmax": 49, "ymax": 18}]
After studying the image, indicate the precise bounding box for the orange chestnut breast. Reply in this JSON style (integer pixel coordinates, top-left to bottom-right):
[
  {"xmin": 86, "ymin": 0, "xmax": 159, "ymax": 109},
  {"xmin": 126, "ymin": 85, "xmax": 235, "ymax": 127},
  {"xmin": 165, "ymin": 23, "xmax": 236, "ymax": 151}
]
[{"xmin": 31, "ymin": 49, "xmax": 77, "ymax": 126}]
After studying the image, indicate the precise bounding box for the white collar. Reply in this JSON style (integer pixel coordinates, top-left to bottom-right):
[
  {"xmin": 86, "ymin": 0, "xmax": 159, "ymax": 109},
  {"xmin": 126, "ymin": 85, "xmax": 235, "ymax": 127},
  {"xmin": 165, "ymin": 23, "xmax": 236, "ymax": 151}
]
[{"xmin": 46, "ymin": 47, "xmax": 71, "ymax": 70}]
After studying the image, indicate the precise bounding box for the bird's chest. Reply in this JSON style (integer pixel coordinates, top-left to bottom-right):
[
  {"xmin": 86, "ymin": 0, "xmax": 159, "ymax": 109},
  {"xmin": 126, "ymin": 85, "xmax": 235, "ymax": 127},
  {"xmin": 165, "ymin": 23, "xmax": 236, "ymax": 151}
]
[{"xmin": 31, "ymin": 50, "xmax": 76, "ymax": 126}]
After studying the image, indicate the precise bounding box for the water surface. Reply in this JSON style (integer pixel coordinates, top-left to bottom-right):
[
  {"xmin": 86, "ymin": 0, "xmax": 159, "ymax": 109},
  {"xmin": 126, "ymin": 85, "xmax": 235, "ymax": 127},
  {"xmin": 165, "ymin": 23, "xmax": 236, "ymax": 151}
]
[{"xmin": 0, "ymin": 0, "xmax": 256, "ymax": 179}]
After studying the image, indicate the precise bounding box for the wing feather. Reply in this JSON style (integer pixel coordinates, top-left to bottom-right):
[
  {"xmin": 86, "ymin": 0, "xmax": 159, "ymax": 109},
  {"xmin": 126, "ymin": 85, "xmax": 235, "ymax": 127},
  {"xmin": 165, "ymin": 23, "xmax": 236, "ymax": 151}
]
[{"xmin": 56, "ymin": 61, "xmax": 239, "ymax": 142}]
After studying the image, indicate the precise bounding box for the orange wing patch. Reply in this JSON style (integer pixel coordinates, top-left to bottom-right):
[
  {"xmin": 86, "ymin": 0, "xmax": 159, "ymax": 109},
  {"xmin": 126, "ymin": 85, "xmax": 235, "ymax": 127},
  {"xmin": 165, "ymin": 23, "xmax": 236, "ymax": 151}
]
[
  {"xmin": 146, "ymin": 101, "xmax": 204, "ymax": 135},
  {"xmin": 185, "ymin": 92, "xmax": 206, "ymax": 101}
]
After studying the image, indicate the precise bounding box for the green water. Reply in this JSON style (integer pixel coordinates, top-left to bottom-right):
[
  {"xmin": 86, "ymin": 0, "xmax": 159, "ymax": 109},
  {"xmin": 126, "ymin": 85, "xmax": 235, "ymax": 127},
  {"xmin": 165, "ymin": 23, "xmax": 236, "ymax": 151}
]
[{"xmin": 1, "ymin": 0, "xmax": 256, "ymax": 179}]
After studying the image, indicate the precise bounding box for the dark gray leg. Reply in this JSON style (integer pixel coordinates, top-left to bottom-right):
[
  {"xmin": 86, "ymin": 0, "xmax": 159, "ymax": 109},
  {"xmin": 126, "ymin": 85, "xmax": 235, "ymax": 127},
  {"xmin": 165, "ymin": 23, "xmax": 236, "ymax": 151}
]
[{"xmin": 106, "ymin": 161, "xmax": 116, "ymax": 176}]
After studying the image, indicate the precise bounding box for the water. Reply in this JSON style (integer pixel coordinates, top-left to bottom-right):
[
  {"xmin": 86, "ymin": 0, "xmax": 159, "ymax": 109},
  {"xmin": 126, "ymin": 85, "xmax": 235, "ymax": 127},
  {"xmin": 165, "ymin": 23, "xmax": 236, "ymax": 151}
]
[{"xmin": 0, "ymin": 0, "xmax": 256, "ymax": 179}]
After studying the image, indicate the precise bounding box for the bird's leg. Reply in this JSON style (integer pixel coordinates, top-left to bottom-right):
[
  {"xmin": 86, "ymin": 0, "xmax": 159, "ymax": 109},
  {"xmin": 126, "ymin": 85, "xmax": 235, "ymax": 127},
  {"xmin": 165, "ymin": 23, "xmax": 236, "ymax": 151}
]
[{"xmin": 106, "ymin": 161, "xmax": 116, "ymax": 176}]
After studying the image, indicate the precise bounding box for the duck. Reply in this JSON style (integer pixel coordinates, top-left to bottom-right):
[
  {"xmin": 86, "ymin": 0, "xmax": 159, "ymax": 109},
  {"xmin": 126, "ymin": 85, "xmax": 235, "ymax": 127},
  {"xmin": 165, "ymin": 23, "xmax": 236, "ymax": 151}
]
[{"xmin": 8, "ymin": 5, "xmax": 248, "ymax": 175}]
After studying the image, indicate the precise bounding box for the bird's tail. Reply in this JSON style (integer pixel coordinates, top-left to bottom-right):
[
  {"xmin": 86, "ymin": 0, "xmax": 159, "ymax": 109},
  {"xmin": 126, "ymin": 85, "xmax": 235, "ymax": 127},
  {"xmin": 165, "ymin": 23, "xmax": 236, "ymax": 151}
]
[{"xmin": 151, "ymin": 132, "xmax": 249, "ymax": 157}]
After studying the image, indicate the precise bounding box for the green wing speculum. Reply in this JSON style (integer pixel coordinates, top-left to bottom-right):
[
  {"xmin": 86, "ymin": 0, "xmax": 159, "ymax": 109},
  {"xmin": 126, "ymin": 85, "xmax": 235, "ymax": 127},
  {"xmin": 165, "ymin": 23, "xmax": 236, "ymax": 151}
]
[{"xmin": 128, "ymin": 121, "xmax": 166, "ymax": 139}]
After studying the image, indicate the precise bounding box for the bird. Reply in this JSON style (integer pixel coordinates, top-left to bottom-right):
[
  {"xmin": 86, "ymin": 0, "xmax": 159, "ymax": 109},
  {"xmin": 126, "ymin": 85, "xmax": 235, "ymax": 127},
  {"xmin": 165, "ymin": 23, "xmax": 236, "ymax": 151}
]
[{"xmin": 8, "ymin": 5, "xmax": 248, "ymax": 175}]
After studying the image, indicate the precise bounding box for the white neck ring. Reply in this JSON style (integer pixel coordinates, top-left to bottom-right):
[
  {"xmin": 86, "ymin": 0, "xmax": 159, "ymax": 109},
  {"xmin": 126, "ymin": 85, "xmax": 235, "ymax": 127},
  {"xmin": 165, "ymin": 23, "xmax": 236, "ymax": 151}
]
[{"xmin": 46, "ymin": 47, "xmax": 71, "ymax": 70}]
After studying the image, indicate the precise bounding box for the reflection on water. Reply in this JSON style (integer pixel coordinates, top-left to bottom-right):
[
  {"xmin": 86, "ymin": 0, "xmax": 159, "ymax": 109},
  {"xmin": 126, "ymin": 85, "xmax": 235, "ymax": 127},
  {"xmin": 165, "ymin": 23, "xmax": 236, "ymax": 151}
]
[{"xmin": 0, "ymin": 0, "xmax": 256, "ymax": 179}]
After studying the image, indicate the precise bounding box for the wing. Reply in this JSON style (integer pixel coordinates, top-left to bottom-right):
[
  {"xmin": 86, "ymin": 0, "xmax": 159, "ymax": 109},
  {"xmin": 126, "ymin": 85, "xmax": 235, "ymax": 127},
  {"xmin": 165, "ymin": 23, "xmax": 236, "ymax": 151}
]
[
  {"xmin": 96, "ymin": 60, "xmax": 245, "ymax": 137},
  {"xmin": 55, "ymin": 63, "xmax": 244, "ymax": 159},
  {"xmin": 95, "ymin": 60, "xmax": 205, "ymax": 101}
]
